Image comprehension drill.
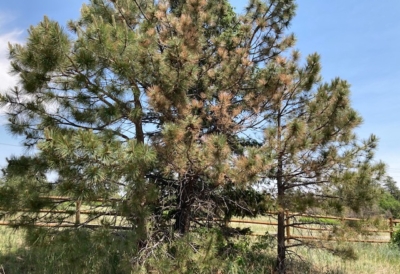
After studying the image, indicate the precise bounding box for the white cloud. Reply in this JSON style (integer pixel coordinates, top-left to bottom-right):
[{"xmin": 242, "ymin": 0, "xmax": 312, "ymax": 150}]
[
  {"xmin": 0, "ymin": 29, "xmax": 23, "ymax": 92},
  {"xmin": 0, "ymin": 22, "xmax": 23, "ymax": 122}
]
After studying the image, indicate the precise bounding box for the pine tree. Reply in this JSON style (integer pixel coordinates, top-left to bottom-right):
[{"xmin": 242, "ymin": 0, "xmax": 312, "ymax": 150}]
[
  {"xmin": 383, "ymin": 176, "xmax": 400, "ymax": 200},
  {"xmin": 252, "ymin": 52, "xmax": 384, "ymax": 272},
  {"xmin": 0, "ymin": 0, "xmax": 384, "ymax": 272},
  {"xmin": 378, "ymin": 176, "xmax": 400, "ymax": 218}
]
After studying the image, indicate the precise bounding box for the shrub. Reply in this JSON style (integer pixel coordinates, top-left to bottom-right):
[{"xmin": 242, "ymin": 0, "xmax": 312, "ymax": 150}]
[{"xmin": 391, "ymin": 228, "xmax": 400, "ymax": 249}]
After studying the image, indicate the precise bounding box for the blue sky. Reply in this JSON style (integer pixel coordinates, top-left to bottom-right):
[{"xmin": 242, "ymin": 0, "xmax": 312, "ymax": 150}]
[{"xmin": 1, "ymin": 0, "xmax": 400, "ymax": 182}]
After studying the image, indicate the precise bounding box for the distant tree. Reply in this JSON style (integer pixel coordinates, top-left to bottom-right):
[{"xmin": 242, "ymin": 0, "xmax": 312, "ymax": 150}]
[
  {"xmin": 378, "ymin": 176, "xmax": 400, "ymax": 218},
  {"xmin": 379, "ymin": 192, "xmax": 400, "ymax": 218},
  {"xmin": 0, "ymin": 0, "xmax": 384, "ymax": 273},
  {"xmin": 383, "ymin": 176, "xmax": 400, "ymax": 200}
]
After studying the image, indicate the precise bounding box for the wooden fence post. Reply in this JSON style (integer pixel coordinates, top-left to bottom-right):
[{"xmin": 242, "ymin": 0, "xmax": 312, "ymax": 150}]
[
  {"xmin": 389, "ymin": 217, "xmax": 393, "ymax": 239},
  {"xmin": 285, "ymin": 210, "xmax": 291, "ymax": 243},
  {"xmin": 76, "ymin": 200, "xmax": 81, "ymax": 225}
]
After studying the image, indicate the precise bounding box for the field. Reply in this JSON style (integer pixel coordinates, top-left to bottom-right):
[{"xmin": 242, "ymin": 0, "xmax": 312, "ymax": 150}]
[
  {"xmin": 227, "ymin": 216, "xmax": 400, "ymax": 273},
  {"xmin": 1, "ymin": 218, "xmax": 400, "ymax": 273},
  {"xmin": 229, "ymin": 214, "xmax": 393, "ymax": 243},
  {"xmin": 288, "ymin": 244, "xmax": 400, "ymax": 274}
]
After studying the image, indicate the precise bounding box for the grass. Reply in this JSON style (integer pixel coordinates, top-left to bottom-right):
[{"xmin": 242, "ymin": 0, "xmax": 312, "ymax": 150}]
[
  {"xmin": 297, "ymin": 217, "xmax": 340, "ymax": 226},
  {"xmin": 290, "ymin": 243, "xmax": 400, "ymax": 274},
  {"xmin": 0, "ymin": 226, "xmax": 26, "ymax": 273},
  {"xmin": 0, "ymin": 226, "xmax": 140, "ymax": 274},
  {"xmin": 1, "ymin": 218, "xmax": 399, "ymax": 273},
  {"xmin": 226, "ymin": 216, "xmax": 398, "ymax": 273},
  {"xmin": 229, "ymin": 215, "xmax": 391, "ymax": 243},
  {"xmin": 0, "ymin": 226, "xmax": 25, "ymax": 252},
  {"xmin": 230, "ymin": 215, "xmax": 279, "ymax": 235}
]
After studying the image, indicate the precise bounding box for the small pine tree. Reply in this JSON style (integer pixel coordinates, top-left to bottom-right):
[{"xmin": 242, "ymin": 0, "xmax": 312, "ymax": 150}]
[{"xmin": 252, "ymin": 51, "xmax": 384, "ymax": 271}]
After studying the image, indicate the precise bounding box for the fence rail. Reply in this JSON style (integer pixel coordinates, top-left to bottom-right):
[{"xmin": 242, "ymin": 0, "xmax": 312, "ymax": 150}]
[
  {"xmin": 229, "ymin": 213, "xmax": 400, "ymax": 243},
  {"xmin": 1, "ymin": 196, "xmax": 399, "ymax": 243}
]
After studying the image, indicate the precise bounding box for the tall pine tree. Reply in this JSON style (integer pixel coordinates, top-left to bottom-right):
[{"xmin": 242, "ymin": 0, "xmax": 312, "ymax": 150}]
[{"xmin": 0, "ymin": 0, "xmax": 384, "ymax": 272}]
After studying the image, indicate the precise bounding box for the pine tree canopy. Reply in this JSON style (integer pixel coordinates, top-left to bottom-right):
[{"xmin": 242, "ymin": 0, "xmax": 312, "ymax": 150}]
[{"xmin": 0, "ymin": 0, "xmax": 385, "ymax": 272}]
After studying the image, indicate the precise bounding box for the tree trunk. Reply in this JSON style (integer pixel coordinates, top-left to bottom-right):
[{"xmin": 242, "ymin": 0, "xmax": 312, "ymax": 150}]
[
  {"xmin": 276, "ymin": 166, "xmax": 286, "ymax": 273},
  {"xmin": 276, "ymin": 207, "xmax": 286, "ymax": 273},
  {"xmin": 275, "ymin": 110, "xmax": 287, "ymax": 273},
  {"xmin": 174, "ymin": 177, "xmax": 195, "ymax": 234},
  {"xmin": 133, "ymin": 86, "xmax": 144, "ymax": 144}
]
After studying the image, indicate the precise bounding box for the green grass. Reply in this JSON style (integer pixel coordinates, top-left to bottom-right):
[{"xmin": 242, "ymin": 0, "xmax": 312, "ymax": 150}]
[
  {"xmin": 1, "ymin": 218, "xmax": 400, "ymax": 274},
  {"xmin": 0, "ymin": 227, "xmax": 141, "ymax": 274},
  {"xmin": 226, "ymin": 217, "xmax": 398, "ymax": 273},
  {"xmin": 298, "ymin": 216, "xmax": 341, "ymax": 226},
  {"xmin": 0, "ymin": 226, "xmax": 25, "ymax": 252},
  {"xmin": 230, "ymin": 216, "xmax": 391, "ymax": 243},
  {"xmin": 0, "ymin": 226, "xmax": 26, "ymax": 273},
  {"xmin": 291, "ymin": 243, "xmax": 400, "ymax": 274}
]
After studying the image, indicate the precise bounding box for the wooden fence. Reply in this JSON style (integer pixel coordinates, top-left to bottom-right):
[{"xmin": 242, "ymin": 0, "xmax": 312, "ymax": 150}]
[
  {"xmin": 229, "ymin": 212, "xmax": 400, "ymax": 243},
  {"xmin": 1, "ymin": 196, "xmax": 399, "ymax": 243}
]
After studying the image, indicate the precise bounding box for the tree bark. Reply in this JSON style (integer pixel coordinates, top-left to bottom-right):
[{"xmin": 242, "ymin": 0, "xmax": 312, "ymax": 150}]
[
  {"xmin": 174, "ymin": 177, "xmax": 195, "ymax": 234},
  {"xmin": 275, "ymin": 110, "xmax": 287, "ymax": 273},
  {"xmin": 276, "ymin": 197, "xmax": 286, "ymax": 273},
  {"xmin": 276, "ymin": 156, "xmax": 286, "ymax": 273},
  {"xmin": 133, "ymin": 86, "xmax": 145, "ymax": 144}
]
